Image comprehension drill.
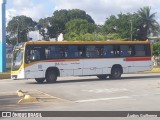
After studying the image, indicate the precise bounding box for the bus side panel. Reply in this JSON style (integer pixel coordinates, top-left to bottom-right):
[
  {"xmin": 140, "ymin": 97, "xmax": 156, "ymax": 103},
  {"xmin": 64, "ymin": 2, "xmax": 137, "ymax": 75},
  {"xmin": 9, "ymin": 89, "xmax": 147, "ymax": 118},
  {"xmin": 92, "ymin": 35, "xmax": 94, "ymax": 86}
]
[
  {"xmin": 12, "ymin": 68, "xmax": 25, "ymax": 79},
  {"xmin": 59, "ymin": 60, "xmax": 82, "ymax": 76},
  {"xmin": 43, "ymin": 60, "xmax": 83, "ymax": 77},
  {"xmin": 125, "ymin": 57, "xmax": 153, "ymax": 73},
  {"xmin": 82, "ymin": 58, "xmax": 129, "ymax": 75},
  {"xmin": 132, "ymin": 60, "xmax": 153, "ymax": 72},
  {"xmin": 82, "ymin": 59, "xmax": 103, "ymax": 75},
  {"xmin": 25, "ymin": 63, "xmax": 44, "ymax": 79},
  {"xmin": 72, "ymin": 60, "xmax": 83, "ymax": 76}
]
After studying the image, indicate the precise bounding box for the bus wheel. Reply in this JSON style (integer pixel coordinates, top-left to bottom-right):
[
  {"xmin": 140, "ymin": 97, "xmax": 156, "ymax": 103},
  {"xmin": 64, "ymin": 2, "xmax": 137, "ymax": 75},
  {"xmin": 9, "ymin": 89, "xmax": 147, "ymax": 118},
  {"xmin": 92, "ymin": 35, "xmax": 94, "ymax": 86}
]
[
  {"xmin": 97, "ymin": 75, "xmax": 107, "ymax": 79},
  {"xmin": 46, "ymin": 70, "xmax": 57, "ymax": 83},
  {"xmin": 35, "ymin": 78, "xmax": 45, "ymax": 83},
  {"xmin": 109, "ymin": 67, "xmax": 122, "ymax": 79}
]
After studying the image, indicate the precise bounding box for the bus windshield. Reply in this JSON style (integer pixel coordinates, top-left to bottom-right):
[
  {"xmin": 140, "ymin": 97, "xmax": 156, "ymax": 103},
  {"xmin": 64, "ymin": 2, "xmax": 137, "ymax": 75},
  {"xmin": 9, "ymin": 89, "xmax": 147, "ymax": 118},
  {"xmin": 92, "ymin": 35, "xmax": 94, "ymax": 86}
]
[{"xmin": 12, "ymin": 49, "xmax": 23, "ymax": 71}]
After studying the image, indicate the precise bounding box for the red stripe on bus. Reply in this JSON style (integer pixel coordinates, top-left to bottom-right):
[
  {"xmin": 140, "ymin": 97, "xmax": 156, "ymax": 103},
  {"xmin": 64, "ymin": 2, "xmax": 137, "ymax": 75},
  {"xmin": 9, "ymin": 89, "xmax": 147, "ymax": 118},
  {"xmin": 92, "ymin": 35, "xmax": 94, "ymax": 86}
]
[
  {"xmin": 45, "ymin": 60, "xmax": 65, "ymax": 62},
  {"xmin": 44, "ymin": 59, "xmax": 80, "ymax": 62},
  {"xmin": 44, "ymin": 57, "xmax": 151, "ymax": 62},
  {"xmin": 125, "ymin": 57, "xmax": 151, "ymax": 61}
]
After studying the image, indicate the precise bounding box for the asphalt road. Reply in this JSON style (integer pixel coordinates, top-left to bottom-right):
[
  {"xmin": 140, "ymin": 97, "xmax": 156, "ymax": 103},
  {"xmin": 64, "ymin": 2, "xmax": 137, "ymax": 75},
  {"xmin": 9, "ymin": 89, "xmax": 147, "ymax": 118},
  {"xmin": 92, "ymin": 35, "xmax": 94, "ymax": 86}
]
[{"xmin": 1, "ymin": 73, "xmax": 160, "ymax": 119}]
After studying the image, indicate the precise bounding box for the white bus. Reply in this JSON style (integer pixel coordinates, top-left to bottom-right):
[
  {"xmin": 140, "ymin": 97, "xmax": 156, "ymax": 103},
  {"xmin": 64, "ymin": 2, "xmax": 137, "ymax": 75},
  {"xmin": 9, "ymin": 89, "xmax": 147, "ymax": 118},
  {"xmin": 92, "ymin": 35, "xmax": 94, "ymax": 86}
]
[{"xmin": 11, "ymin": 41, "xmax": 153, "ymax": 83}]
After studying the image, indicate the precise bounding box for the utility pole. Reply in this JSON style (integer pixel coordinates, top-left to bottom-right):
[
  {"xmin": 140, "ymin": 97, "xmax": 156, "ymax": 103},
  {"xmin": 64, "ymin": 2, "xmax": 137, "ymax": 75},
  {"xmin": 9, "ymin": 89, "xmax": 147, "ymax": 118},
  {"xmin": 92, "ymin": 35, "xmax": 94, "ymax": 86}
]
[
  {"xmin": 130, "ymin": 20, "xmax": 133, "ymax": 41},
  {"xmin": 0, "ymin": 0, "xmax": 6, "ymax": 72},
  {"xmin": 17, "ymin": 21, "xmax": 19, "ymax": 44}
]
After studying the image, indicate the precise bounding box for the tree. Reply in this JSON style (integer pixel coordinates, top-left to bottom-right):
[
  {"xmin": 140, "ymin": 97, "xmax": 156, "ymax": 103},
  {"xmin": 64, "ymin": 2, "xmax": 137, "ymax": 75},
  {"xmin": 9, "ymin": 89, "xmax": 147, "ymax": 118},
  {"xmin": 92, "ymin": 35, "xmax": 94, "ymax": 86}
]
[
  {"xmin": 39, "ymin": 17, "xmax": 51, "ymax": 28},
  {"xmin": 103, "ymin": 15, "xmax": 118, "ymax": 34},
  {"xmin": 103, "ymin": 13, "xmax": 134, "ymax": 40},
  {"xmin": 103, "ymin": 6, "xmax": 160, "ymax": 41},
  {"xmin": 48, "ymin": 9, "xmax": 95, "ymax": 39},
  {"xmin": 37, "ymin": 18, "xmax": 51, "ymax": 40},
  {"xmin": 137, "ymin": 6, "xmax": 159, "ymax": 40},
  {"xmin": 7, "ymin": 15, "xmax": 36, "ymax": 44},
  {"xmin": 64, "ymin": 19, "xmax": 96, "ymax": 40},
  {"xmin": 153, "ymin": 41, "xmax": 160, "ymax": 56},
  {"xmin": 67, "ymin": 9, "xmax": 94, "ymax": 23},
  {"xmin": 6, "ymin": 35, "xmax": 17, "ymax": 45}
]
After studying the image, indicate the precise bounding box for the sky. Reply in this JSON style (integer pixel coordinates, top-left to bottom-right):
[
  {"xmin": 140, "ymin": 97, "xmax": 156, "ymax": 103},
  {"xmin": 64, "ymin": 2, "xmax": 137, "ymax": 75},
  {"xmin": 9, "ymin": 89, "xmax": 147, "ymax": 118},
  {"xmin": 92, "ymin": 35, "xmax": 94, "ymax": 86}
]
[{"xmin": 5, "ymin": 0, "xmax": 160, "ymax": 25}]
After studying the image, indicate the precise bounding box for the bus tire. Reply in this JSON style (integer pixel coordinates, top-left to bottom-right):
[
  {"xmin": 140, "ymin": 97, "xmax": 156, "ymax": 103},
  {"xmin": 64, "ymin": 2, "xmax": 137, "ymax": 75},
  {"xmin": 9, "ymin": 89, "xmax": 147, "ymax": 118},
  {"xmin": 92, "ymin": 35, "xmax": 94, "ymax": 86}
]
[
  {"xmin": 109, "ymin": 67, "xmax": 122, "ymax": 79},
  {"xmin": 46, "ymin": 70, "xmax": 57, "ymax": 83},
  {"xmin": 97, "ymin": 75, "xmax": 107, "ymax": 79},
  {"xmin": 35, "ymin": 78, "xmax": 45, "ymax": 83}
]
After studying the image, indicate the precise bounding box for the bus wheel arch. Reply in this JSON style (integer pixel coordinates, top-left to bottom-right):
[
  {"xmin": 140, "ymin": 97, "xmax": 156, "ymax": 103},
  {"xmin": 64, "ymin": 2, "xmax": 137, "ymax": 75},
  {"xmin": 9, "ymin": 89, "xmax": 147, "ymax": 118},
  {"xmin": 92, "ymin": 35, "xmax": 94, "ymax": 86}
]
[
  {"xmin": 109, "ymin": 64, "xmax": 123, "ymax": 79},
  {"xmin": 45, "ymin": 67, "xmax": 60, "ymax": 83}
]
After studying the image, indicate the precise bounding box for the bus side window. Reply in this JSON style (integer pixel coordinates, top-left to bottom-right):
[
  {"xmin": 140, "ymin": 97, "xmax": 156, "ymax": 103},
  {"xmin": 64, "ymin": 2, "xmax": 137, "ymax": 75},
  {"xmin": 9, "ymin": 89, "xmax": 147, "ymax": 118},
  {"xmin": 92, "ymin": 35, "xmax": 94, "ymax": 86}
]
[
  {"xmin": 85, "ymin": 45, "xmax": 98, "ymax": 58},
  {"xmin": 67, "ymin": 45, "xmax": 79, "ymax": 58},
  {"xmin": 30, "ymin": 50, "xmax": 41, "ymax": 61},
  {"xmin": 145, "ymin": 45, "xmax": 151, "ymax": 56},
  {"xmin": 46, "ymin": 46, "xmax": 62, "ymax": 59},
  {"xmin": 26, "ymin": 49, "xmax": 31, "ymax": 63},
  {"xmin": 78, "ymin": 46, "xmax": 84, "ymax": 57},
  {"xmin": 134, "ymin": 45, "xmax": 145, "ymax": 56},
  {"xmin": 103, "ymin": 45, "xmax": 114, "ymax": 58},
  {"xmin": 51, "ymin": 46, "xmax": 56, "ymax": 59},
  {"xmin": 45, "ymin": 48, "xmax": 50, "ymax": 59},
  {"xmin": 120, "ymin": 45, "xmax": 131, "ymax": 57},
  {"xmin": 26, "ymin": 49, "xmax": 41, "ymax": 63}
]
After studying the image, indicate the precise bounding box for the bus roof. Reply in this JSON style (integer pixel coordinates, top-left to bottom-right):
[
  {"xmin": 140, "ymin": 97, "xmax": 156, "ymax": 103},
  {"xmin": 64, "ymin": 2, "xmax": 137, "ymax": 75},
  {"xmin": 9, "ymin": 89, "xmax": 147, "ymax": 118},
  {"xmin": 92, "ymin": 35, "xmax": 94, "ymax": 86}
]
[{"xmin": 24, "ymin": 40, "xmax": 151, "ymax": 45}]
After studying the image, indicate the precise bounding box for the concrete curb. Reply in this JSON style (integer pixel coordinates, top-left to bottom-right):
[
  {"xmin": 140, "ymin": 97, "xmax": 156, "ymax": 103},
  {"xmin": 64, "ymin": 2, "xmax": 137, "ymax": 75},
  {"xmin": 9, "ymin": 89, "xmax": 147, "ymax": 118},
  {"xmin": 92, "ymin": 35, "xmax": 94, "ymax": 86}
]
[
  {"xmin": 18, "ymin": 94, "xmax": 39, "ymax": 104},
  {"xmin": 0, "ymin": 73, "xmax": 11, "ymax": 79},
  {"xmin": 150, "ymin": 68, "xmax": 160, "ymax": 72},
  {"xmin": 17, "ymin": 90, "xmax": 39, "ymax": 104}
]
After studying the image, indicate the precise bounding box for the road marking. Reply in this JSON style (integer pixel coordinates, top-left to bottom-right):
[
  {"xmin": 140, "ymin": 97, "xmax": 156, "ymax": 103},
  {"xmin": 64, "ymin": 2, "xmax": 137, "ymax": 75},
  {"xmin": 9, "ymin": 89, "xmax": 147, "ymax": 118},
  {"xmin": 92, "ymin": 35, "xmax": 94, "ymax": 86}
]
[
  {"xmin": 0, "ymin": 92, "xmax": 16, "ymax": 95},
  {"xmin": 33, "ymin": 89, "xmax": 71, "ymax": 102},
  {"xmin": 76, "ymin": 92, "xmax": 160, "ymax": 103},
  {"xmin": 75, "ymin": 96, "xmax": 131, "ymax": 103},
  {"xmin": 82, "ymin": 88, "xmax": 128, "ymax": 93}
]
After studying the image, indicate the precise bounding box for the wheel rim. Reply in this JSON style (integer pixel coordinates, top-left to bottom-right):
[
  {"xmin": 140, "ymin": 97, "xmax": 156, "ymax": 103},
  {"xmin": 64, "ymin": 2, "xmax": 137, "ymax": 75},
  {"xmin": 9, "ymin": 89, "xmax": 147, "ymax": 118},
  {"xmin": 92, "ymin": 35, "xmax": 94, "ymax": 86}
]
[
  {"xmin": 111, "ymin": 68, "xmax": 121, "ymax": 79},
  {"xmin": 46, "ymin": 71, "xmax": 57, "ymax": 83},
  {"xmin": 114, "ymin": 70, "xmax": 120, "ymax": 77}
]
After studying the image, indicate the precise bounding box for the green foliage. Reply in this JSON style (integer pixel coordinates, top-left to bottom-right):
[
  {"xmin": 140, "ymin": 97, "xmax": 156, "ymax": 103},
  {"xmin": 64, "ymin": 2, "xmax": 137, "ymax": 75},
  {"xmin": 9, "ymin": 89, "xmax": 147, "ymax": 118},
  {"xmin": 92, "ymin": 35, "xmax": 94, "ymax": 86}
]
[
  {"xmin": 103, "ymin": 13, "xmax": 141, "ymax": 40},
  {"xmin": 82, "ymin": 33, "xmax": 94, "ymax": 41},
  {"xmin": 7, "ymin": 15, "xmax": 36, "ymax": 44},
  {"xmin": 6, "ymin": 7, "xmax": 160, "ymax": 43},
  {"xmin": 153, "ymin": 41, "xmax": 160, "ymax": 56},
  {"xmin": 64, "ymin": 33, "xmax": 106, "ymax": 41},
  {"xmin": 103, "ymin": 15, "xmax": 118, "ymax": 34},
  {"xmin": 64, "ymin": 32, "xmax": 80, "ymax": 41},
  {"xmin": 137, "ymin": 6, "xmax": 159, "ymax": 40},
  {"xmin": 65, "ymin": 19, "xmax": 95, "ymax": 34},
  {"xmin": 47, "ymin": 9, "xmax": 95, "ymax": 39},
  {"xmin": 103, "ymin": 6, "xmax": 159, "ymax": 41},
  {"xmin": 67, "ymin": 9, "xmax": 94, "ymax": 23},
  {"xmin": 106, "ymin": 33, "xmax": 121, "ymax": 40},
  {"xmin": 6, "ymin": 35, "xmax": 17, "ymax": 45},
  {"xmin": 39, "ymin": 17, "xmax": 51, "ymax": 28}
]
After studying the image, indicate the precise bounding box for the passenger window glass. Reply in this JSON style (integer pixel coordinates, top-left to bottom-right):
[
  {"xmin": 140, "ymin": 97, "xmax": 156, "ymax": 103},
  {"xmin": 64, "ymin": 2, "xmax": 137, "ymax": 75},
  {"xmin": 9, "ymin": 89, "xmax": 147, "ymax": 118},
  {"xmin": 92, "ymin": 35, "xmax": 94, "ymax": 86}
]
[
  {"xmin": 66, "ymin": 45, "xmax": 79, "ymax": 58},
  {"xmin": 120, "ymin": 45, "xmax": 131, "ymax": 57},
  {"xmin": 45, "ymin": 46, "xmax": 63, "ymax": 59},
  {"xmin": 103, "ymin": 45, "xmax": 114, "ymax": 57},
  {"xmin": 26, "ymin": 49, "xmax": 41, "ymax": 63},
  {"xmin": 86, "ymin": 45, "xmax": 98, "ymax": 58},
  {"xmin": 135, "ymin": 45, "xmax": 145, "ymax": 56}
]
